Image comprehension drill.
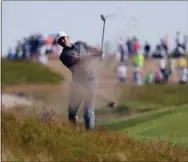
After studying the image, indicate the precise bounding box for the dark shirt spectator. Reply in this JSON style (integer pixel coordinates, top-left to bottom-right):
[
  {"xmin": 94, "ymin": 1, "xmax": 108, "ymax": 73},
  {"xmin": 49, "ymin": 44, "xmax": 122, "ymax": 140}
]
[
  {"xmin": 152, "ymin": 44, "xmax": 163, "ymax": 59},
  {"xmin": 182, "ymin": 35, "xmax": 187, "ymax": 52},
  {"xmin": 7, "ymin": 48, "xmax": 14, "ymax": 60},
  {"xmin": 144, "ymin": 42, "xmax": 151, "ymax": 58},
  {"xmin": 126, "ymin": 38, "xmax": 132, "ymax": 55}
]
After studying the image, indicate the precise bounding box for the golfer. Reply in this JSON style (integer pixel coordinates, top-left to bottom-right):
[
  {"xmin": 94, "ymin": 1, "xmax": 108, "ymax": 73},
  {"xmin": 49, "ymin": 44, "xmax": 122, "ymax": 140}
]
[{"xmin": 57, "ymin": 31, "xmax": 102, "ymax": 129}]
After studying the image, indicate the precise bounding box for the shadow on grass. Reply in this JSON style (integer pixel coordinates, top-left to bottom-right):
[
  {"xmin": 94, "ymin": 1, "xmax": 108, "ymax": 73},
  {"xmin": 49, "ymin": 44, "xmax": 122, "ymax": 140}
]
[
  {"xmin": 105, "ymin": 107, "xmax": 178, "ymax": 131},
  {"xmin": 113, "ymin": 104, "xmax": 153, "ymax": 115}
]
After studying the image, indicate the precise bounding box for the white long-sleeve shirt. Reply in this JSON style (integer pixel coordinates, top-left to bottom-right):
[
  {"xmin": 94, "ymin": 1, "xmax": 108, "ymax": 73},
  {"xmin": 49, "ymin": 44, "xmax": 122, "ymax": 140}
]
[{"xmin": 117, "ymin": 65, "xmax": 127, "ymax": 79}]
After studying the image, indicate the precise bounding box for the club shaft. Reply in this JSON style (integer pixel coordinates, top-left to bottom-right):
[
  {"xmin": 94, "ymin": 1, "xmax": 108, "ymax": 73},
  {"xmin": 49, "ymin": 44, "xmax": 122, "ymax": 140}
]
[{"xmin": 100, "ymin": 19, "xmax": 106, "ymax": 61}]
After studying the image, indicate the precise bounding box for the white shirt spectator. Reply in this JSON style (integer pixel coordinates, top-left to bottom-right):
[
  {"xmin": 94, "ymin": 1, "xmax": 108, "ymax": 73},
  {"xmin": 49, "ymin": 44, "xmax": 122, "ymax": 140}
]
[
  {"xmin": 159, "ymin": 58, "xmax": 166, "ymax": 69},
  {"xmin": 39, "ymin": 53, "xmax": 48, "ymax": 64},
  {"xmin": 180, "ymin": 68, "xmax": 188, "ymax": 82},
  {"xmin": 117, "ymin": 64, "xmax": 127, "ymax": 80}
]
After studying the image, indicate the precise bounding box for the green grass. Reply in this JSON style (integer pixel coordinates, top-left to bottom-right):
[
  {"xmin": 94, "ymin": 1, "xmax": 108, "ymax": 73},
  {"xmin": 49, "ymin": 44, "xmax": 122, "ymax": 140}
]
[
  {"xmin": 101, "ymin": 84, "xmax": 188, "ymax": 147},
  {"xmin": 102, "ymin": 84, "xmax": 188, "ymax": 125},
  {"xmin": 2, "ymin": 109, "xmax": 188, "ymax": 161},
  {"xmin": 104, "ymin": 104, "xmax": 188, "ymax": 147},
  {"xmin": 1, "ymin": 59, "xmax": 63, "ymax": 86},
  {"xmin": 119, "ymin": 84, "xmax": 188, "ymax": 107}
]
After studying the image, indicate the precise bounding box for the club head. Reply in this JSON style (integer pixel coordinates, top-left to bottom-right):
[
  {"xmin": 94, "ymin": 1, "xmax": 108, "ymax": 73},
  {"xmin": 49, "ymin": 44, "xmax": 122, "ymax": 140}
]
[
  {"xmin": 106, "ymin": 101, "xmax": 116, "ymax": 109},
  {"xmin": 100, "ymin": 14, "xmax": 105, "ymax": 21}
]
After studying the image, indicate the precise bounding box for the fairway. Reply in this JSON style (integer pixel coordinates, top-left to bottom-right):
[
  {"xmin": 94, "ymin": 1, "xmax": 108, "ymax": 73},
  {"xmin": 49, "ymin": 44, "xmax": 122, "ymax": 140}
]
[{"xmin": 105, "ymin": 105, "xmax": 188, "ymax": 147}]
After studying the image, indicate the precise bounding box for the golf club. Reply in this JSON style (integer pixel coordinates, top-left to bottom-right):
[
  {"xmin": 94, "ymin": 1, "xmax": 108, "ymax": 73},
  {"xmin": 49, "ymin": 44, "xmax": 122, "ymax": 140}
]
[
  {"xmin": 99, "ymin": 95, "xmax": 116, "ymax": 109},
  {"xmin": 99, "ymin": 13, "xmax": 116, "ymax": 108},
  {"xmin": 100, "ymin": 13, "xmax": 116, "ymax": 61},
  {"xmin": 100, "ymin": 14, "xmax": 106, "ymax": 61}
]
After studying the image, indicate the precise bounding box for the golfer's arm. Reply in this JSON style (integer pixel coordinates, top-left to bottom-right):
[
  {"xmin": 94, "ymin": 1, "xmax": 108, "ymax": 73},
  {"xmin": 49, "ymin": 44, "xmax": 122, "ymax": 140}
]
[
  {"xmin": 83, "ymin": 42, "xmax": 102, "ymax": 57},
  {"xmin": 72, "ymin": 53, "xmax": 98, "ymax": 62}
]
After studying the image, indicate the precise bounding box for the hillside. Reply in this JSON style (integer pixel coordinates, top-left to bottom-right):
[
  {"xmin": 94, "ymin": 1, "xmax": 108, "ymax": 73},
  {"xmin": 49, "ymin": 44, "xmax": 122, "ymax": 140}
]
[{"xmin": 2, "ymin": 59, "xmax": 63, "ymax": 87}]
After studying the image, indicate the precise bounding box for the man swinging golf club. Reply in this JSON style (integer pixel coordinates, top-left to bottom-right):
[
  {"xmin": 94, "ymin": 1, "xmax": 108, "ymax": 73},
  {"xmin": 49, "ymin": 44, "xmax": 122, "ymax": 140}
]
[{"xmin": 57, "ymin": 31, "xmax": 103, "ymax": 129}]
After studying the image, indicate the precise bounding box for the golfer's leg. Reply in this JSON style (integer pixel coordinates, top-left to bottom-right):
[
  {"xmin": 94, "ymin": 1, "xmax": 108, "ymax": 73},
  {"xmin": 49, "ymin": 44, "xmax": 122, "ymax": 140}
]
[
  {"xmin": 83, "ymin": 80, "xmax": 97, "ymax": 129},
  {"xmin": 68, "ymin": 102, "xmax": 81, "ymax": 124},
  {"xmin": 68, "ymin": 84, "xmax": 81, "ymax": 125},
  {"xmin": 84, "ymin": 97, "xmax": 95, "ymax": 129}
]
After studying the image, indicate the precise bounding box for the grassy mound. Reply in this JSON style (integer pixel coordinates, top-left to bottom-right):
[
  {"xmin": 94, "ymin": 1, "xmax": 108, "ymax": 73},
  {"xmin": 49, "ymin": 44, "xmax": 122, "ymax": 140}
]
[
  {"xmin": 104, "ymin": 84, "xmax": 188, "ymax": 119},
  {"xmin": 2, "ymin": 59, "xmax": 63, "ymax": 86},
  {"xmin": 120, "ymin": 84, "xmax": 188, "ymax": 107},
  {"xmin": 2, "ymin": 110, "xmax": 188, "ymax": 161}
]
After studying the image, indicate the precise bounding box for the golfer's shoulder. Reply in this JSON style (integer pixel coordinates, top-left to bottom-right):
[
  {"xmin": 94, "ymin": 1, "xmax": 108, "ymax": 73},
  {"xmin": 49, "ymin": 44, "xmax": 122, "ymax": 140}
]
[
  {"xmin": 74, "ymin": 41, "xmax": 100, "ymax": 54},
  {"xmin": 74, "ymin": 41, "xmax": 87, "ymax": 48}
]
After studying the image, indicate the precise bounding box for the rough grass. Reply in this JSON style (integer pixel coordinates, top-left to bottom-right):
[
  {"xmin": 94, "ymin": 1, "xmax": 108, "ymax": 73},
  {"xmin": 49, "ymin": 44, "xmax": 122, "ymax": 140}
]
[
  {"xmin": 1, "ymin": 59, "xmax": 63, "ymax": 86},
  {"xmin": 103, "ymin": 84, "xmax": 188, "ymax": 121},
  {"xmin": 2, "ymin": 110, "xmax": 188, "ymax": 161}
]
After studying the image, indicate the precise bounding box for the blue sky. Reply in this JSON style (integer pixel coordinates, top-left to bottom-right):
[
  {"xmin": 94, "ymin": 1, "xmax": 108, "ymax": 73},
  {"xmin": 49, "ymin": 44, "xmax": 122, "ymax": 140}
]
[{"xmin": 2, "ymin": 1, "xmax": 188, "ymax": 55}]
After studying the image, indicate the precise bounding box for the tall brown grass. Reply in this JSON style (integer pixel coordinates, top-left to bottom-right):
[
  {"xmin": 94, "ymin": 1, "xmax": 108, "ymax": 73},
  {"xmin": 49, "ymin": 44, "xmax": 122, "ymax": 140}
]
[{"xmin": 2, "ymin": 109, "xmax": 188, "ymax": 161}]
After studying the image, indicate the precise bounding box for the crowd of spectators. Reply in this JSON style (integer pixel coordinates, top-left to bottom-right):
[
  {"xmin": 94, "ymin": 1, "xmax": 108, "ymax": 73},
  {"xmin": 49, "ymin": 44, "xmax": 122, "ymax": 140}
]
[
  {"xmin": 117, "ymin": 32, "xmax": 188, "ymax": 62},
  {"xmin": 6, "ymin": 34, "xmax": 60, "ymax": 61},
  {"xmin": 6, "ymin": 31, "xmax": 187, "ymax": 64}
]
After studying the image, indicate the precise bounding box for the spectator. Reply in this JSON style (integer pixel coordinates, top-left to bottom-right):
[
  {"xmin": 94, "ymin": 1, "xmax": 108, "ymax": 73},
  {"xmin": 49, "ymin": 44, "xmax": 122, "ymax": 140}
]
[
  {"xmin": 39, "ymin": 52, "xmax": 48, "ymax": 65},
  {"xmin": 29, "ymin": 35, "xmax": 41, "ymax": 61},
  {"xmin": 118, "ymin": 38, "xmax": 128, "ymax": 63},
  {"xmin": 132, "ymin": 37, "xmax": 141, "ymax": 54},
  {"xmin": 144, "ymin": 41, "xmax": 151, "ymax": 58},
  {"xmin": 15, "ymin": 41, "xmax": 23, "ymax": 59},
  {"xmin": 126, "ymin": 38, "xmax": 133, "ymax": 55},
  {"xmin": 132, "ymin": 52, "xmax": 145, "ymax": 85},
  {"xmin": 175, "ymin": 31, "xmax": 181, "ymax": 47},
  {"xmin": 7, "ymin": 47, "xmax": 15, "ymax": 60},
  {"xmin": 182, "ymin": 35, "xmax": 187, "ymax": 53},
  {"xmin": 21, "ymin": 38, "xmax": 28, "ymax": 59},
  {"xmin": 45, "ymin": 35, "xmax": 54, "ymax": 55},
  {"xmin": 145, "ymin": 71, "xmax": 154, "ymax": 84},
  {"xmin": 158, "ymin": 56, "xmax": 169, "ymax": 83},
  {"xmin": 154, "ymin": 70, "xmax": 163, "ymax": 84},
  {"xmin": 160, "ymin": 38, "xmax": 168, "ymax": 55},
  {"xmin": 117, "ymin": 62, "xmax": 127, "ymax": 82},
  {"xmin": 153, "ymin": 44, "xmax": 163, "ymax": 59},
  {"xmin": 177, "ymin": 53, "xmax": 188, "ymax": 84},
  {"xmin": 24, "ymin": 38, "xmax": 31, "ymax": 59}
]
